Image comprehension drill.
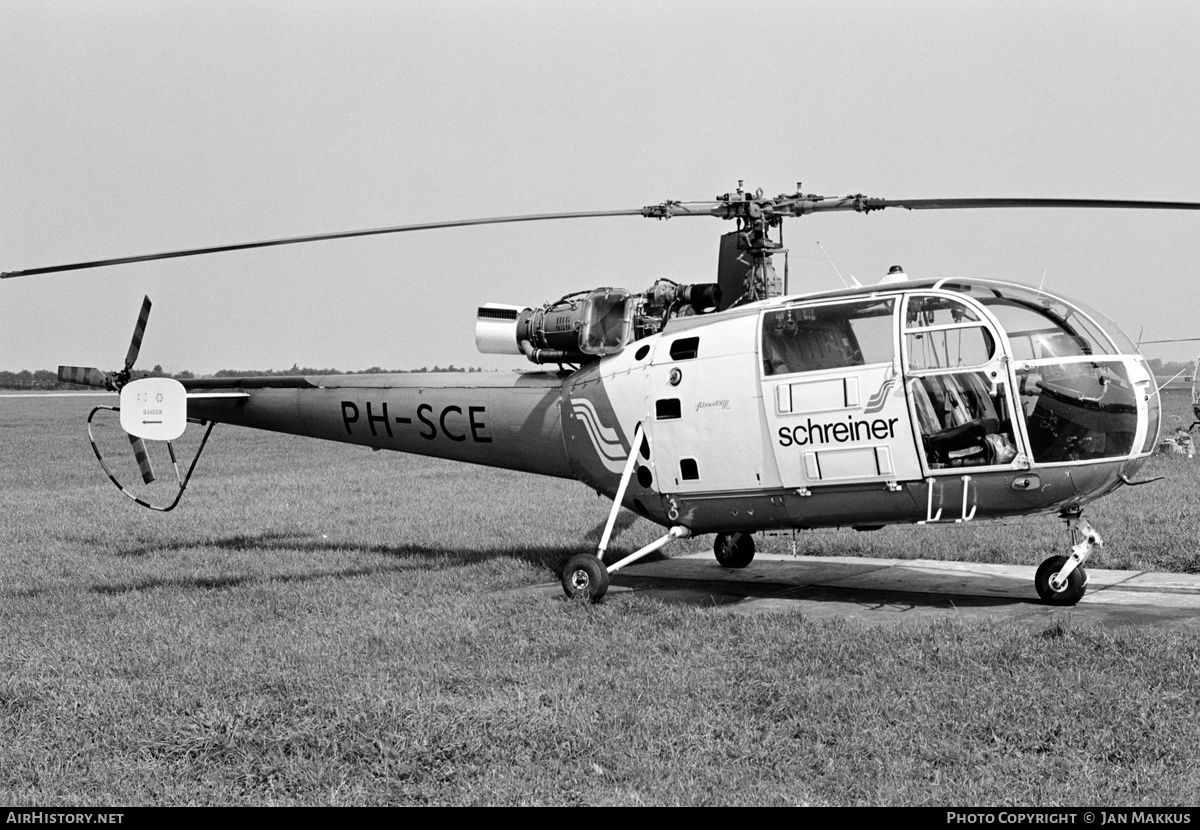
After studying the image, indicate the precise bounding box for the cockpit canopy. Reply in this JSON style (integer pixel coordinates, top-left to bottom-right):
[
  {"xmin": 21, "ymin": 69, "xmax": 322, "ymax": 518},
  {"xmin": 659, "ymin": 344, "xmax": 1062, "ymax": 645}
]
[{"xmin": 759, "ymin": 279, "xmax": 1156, "ymax": 468}]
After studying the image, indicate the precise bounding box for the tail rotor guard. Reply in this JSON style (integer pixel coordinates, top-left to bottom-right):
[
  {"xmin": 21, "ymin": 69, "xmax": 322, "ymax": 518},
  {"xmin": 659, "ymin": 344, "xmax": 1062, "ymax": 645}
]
[{"xmin": 87, "ymin": 406, "xmax": 217, "ymax": 512}]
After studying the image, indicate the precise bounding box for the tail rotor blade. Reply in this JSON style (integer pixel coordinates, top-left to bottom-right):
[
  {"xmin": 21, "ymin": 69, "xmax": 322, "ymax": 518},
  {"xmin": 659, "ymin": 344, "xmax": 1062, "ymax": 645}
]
[
  {"xmin": 128, "ymin": 434, "xmax": 156, "ymax": 484},
  {"xmin": 124, "ymin": 296, "xmax": 152, "ymax": 372},
  {"xmin": 58, "ymin": 365, "xmax": 109, "ymax": 388}
]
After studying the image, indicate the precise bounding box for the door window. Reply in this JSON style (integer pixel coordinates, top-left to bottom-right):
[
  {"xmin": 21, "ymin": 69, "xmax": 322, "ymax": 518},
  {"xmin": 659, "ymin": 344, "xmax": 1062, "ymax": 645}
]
[{"xmin": 762, "ymin": 299, "xmax": 894, "ymax": 376}]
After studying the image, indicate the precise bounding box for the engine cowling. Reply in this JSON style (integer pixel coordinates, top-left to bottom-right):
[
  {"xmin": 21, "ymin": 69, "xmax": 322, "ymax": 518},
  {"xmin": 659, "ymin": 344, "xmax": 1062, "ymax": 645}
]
[
  {"xmin": 476, "ymin": 282, "xmax": 721, "ymax": 364},
  {"xmin": 476, "ymin": 288, "xmax": 633, "ymax": 363}
]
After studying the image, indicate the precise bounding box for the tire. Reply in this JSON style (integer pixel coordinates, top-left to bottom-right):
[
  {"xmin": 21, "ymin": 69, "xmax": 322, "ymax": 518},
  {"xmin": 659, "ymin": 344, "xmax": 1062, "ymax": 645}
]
[
  {"xmin": 561, "ymin": 554, "xmax": 610, "ymax": 601},
  {"xmin": 1035, "ymin": 555, "xmax": 1087, "ymax": 605},
  {"xmin": 713, "ymin": 532, "xmax": 755, "ymax": 569}
]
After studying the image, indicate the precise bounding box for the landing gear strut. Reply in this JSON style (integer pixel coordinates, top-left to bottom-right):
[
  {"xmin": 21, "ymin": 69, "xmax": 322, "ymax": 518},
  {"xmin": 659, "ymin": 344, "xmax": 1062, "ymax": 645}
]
[
  {"xmin": 560, "ymin": 526, "xmax": 692, "ymax": 601},
  {"xmin": 1034, "ymin": 511, "xmax": 1100, "ymax": 606},
  {"xmin": 559, "ymin": 422, "xmax": 692, "ymax": 601}
]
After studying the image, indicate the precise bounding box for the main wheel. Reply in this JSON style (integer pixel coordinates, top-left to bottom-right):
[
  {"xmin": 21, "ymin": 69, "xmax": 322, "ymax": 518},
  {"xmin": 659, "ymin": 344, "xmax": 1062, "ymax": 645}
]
[
  {"xmin": 713, "ymin": 532, "xmax": 755, "ymax": 569},
  {"xmin": 561, "ymin": 554, "xmax": 610, "ymax": 601},
  {"xmin": 1035, "ymin": 555, "xmax": 1087, "ymax": 605}
]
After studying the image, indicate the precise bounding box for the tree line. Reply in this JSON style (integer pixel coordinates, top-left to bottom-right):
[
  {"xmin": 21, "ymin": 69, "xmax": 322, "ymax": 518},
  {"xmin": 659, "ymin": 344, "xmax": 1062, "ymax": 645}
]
[
  {"xmin": 0, "ymin": 364, "xmax": 483, "ymax": 390},
  {"xmin": 3, "ymin": 359, "xmax": 1193, "ymax": 391}
]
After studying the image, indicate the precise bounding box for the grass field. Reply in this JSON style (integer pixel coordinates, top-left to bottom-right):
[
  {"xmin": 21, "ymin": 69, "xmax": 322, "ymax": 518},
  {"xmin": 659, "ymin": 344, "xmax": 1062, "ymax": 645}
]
[{"xmin": 2, "ymin": 392, "xmax": 1199, "ymax": 806}]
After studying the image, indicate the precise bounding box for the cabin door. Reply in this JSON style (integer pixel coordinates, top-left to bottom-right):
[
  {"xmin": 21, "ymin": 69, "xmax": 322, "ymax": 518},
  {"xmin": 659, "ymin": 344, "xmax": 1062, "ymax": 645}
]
[
  {"xmin": 900, "ymin": 293, "xmax": 1024, "ymax": 477},
  {"xmin": 760, "ymin": 298, "xmax": 924, "ymax": 489}
]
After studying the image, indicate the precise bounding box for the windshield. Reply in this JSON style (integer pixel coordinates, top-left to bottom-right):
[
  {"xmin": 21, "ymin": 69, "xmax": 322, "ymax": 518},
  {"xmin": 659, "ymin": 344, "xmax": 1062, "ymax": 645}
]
[{"xmin": 939, "ymin": 281, "xmax": 1137, "ymax": 357}]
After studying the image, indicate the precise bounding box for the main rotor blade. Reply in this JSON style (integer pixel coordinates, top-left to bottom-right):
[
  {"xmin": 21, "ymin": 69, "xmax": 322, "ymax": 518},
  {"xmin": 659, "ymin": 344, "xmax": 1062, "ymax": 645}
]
[
  {"xmin": 124, "ymin": 296, "xmax": 152, "ymax": 372},
  {"xmin": 0, "ymin": 210, "xmax": 646, "ymax": 279},
  {"xmin": 853, "ymin": 197, "xmax": 1200, "ymax": 213},
  {"xmin": 7, "ymin": 196, "xmax": 1198, "ymax": 279},
  {"xmin": 620, "ymin": 195, "xmax": 1200, "ymax": 219}
]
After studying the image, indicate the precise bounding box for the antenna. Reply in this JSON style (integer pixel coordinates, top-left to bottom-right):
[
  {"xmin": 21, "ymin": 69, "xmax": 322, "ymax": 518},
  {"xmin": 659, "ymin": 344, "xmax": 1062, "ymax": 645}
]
[
  {"xmin": 816, "ymin": 241, "xmax": 860, "ymax": 289},
  {"xmin": 1152, "ymin": 367, "xmax": 1191, "ymax": 398}
]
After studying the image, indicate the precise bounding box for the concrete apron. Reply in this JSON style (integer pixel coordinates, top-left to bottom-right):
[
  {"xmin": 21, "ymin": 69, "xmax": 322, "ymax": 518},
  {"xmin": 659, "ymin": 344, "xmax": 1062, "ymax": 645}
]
[{"xmin": 576, "ymin": 554, "xmax": 1200, "ymax": 629}]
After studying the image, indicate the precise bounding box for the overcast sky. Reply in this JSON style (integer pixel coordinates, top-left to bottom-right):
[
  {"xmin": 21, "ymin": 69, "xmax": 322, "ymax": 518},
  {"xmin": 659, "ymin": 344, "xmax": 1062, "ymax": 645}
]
[{"xmin": 3, "ymin": 1, "xmax": 1199, "ymax": 374}]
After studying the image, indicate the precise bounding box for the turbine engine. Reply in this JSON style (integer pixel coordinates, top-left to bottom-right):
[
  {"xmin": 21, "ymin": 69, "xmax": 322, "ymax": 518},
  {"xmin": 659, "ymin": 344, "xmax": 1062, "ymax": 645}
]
[{"xmin": 476, "ymin": 281, "xmax": 721, "ymax": 364}]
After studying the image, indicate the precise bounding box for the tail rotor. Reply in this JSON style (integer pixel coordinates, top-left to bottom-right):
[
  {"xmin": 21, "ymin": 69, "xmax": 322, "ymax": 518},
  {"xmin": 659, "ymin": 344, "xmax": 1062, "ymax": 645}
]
[
  {"xmin": 57, "ymin": 295, "xmax": 152, "ymax": 392},
  {"xmin": 59, "ymin": 295, "xmax": 159, "ymax": 484}
]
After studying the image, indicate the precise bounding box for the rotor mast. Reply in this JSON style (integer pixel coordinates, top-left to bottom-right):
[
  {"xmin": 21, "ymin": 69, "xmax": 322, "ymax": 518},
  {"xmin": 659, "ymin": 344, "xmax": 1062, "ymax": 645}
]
[
  {"xmin": 641, "ymin": 181, "xmax": 793, "ymax": 306},
  {"xmin": 718, "ymin": 181, "xmax": 788, "ymax": 306}
]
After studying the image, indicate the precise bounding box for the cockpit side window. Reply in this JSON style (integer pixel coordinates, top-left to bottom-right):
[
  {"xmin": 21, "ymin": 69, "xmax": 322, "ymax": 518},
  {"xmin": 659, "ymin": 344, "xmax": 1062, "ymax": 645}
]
[
  {"xmin": 905, "ymin": 295, "xmax": 980, "ymax": 328},
  {"xmin": 904, "ymin": 294, "xmax": 995, "ymax": 371},
  {"xmin": 762, "ymin": 299, "xmax": 895, "ymax": 376},
  {"xmin": 906, "ymin": 327, "xmax": 995, "ymax": 371}
]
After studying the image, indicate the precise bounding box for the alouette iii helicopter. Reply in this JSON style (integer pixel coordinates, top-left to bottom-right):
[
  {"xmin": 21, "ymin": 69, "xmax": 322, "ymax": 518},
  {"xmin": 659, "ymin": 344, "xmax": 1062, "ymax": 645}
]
[
  {"xmin": 6, "ymin": 184, "xmax": 1200, "ymax": 605},
  {"xmin": 1140, "ymin": 339, "xmax": 1200, "ymax": 437}
]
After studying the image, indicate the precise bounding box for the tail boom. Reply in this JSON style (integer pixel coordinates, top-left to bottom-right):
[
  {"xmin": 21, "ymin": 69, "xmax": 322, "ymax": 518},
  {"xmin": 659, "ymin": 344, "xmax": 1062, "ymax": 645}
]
[{"xmin": 182, "ymin": 372, "xmax": 574, "ymax": 478}]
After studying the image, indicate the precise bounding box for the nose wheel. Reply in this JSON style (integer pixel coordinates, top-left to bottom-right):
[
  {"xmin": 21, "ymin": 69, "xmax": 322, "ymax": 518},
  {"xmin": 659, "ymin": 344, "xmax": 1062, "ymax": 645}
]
[
  {"xmin": 1034, "ymin": 555, "xmax": 1088, "ymax": 605},
  {"xmin": 1034, "ymin": 512, "xmax": 1101, "ymax": 606}
]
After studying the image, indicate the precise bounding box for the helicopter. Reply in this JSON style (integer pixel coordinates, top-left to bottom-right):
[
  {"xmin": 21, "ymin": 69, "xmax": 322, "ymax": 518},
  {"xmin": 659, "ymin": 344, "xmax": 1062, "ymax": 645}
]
[
  {"xmin": 6, "ymin": 184, "xmax": 1200, "ymax": 605},
  {"xmin": 1142, "ymin": 341, "xmax": 1200, "ymax": 435}
]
